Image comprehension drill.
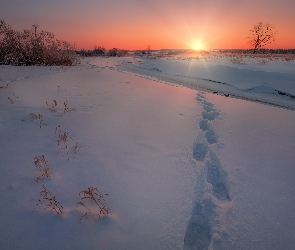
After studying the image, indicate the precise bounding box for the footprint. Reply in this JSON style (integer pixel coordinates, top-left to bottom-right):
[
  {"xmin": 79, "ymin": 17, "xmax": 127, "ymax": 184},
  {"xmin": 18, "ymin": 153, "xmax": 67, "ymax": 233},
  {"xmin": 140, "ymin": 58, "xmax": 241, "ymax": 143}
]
[
  {"xmin": 193, "ymin": 138, "xmax": 208, "ymax": 162},
  {"xmin": 205, "ymin": 128, "xmax": 218, "ymax": 144},
  {"xmin": 184, "ymin": 198, "xmax": 217, "ymax": 250},
  {"xmin": 199, "ymin": 119, "xmax": 210, "ymax": 131},
  {"xmin": 205, "ymin": 152, "xmax": 230, "ymax": 201},
  {"xmin": 202, "ymin": 111, "xmax": 219, "ymax": 121},
  {"xmin": 202, "ymin": 102, "xmax": 215, "ymax": 112},
  {"xmin": 196, "ymin": 95, "xmax": 206, "ymax": 103},
  {"xmin": 196, "ymin": 93, "xmax": 219, "ymax": 115}
]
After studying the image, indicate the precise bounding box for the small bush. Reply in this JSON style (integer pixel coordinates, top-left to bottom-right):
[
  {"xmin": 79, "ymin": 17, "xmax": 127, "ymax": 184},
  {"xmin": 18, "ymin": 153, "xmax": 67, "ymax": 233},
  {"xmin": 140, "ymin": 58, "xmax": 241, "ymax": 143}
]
[
  {"xmin": 0, "ymin": 20, "xmax": 78, "ymax": 66},
  {"xmin": 76, "ymin": 46, "xmax": 106, "ymax": 57},
  {"xmin": 107, "ymin": 48, "xmax": 128, "ymax": 57}
]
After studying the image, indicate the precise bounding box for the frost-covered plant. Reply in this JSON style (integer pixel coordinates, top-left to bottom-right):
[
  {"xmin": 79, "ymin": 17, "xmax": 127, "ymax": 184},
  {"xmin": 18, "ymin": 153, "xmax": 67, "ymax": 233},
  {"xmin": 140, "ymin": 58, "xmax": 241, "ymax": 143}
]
[{"xmin": 0, "ymin": 19, "xmax": 78, "ymax": 66}]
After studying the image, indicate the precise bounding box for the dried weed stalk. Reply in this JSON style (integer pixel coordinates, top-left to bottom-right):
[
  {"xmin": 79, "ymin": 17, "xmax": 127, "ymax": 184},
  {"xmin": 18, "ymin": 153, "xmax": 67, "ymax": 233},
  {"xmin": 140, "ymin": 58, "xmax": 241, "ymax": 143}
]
[
  {"xmin": 8, "ymin": 97, "xmax": 14, "ymax": 103},
  {"xmin": 29, "ymin": 112, "xmax": 44, "ymax": 128},
  {"xmin": 46, "ymin": 100, "xmax": 58, "ymax": 111},
  {"xmin": 72, "ymin": 142, "xmax": 78, "ymax": 155},
  {"xmin": 64, "ymin": 101, "xmax": 69, "ymax": 112},
  {"xmin": 34, "ymin": 155, "xmax": 51, "ymax": 183},
  {"xmin": 46, "ymin": 100, "xmax": 74, "ymax": 113},
  {"xmin": 54, "ymin": 125, "xmax": 78, "ymax": 160},
  {"xmin": 63, "ymin": 101, "xmax": 76, "ymax": 113},
  {"xmin": 36, "ymin": 185, "xmax": 63, "ymax": 214},
  {"xmin": 78, "ymin": 187, "xmax": 111, "ymax": 220}
]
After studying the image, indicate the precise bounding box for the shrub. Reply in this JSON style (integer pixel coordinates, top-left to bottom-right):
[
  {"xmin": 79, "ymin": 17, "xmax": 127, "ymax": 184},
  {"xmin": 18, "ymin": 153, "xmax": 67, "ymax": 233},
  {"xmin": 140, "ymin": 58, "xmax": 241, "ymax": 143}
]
[
  {"xmin": 0, "ymin": 20, "xmax": 78, "ymax": 66},
  {"xmin": 93, "ymin": 46, "xmax": 106, "ymax": 55},
  {"xmin": 76, "ymin": 46, "xmax": 106, "ymax": 57},
  {"xmin": 108, "ymin": 48, "xmax": 119, "ymax": 57},
  {"xmin": 107, "ymin": 48, "xmax": 128, "ymax": 57}
]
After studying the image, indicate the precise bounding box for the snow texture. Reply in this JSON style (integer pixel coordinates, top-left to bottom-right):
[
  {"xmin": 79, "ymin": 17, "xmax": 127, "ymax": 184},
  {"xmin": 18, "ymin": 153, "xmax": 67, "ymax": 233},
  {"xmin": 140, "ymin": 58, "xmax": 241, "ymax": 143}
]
[
  {"xmin": 1, "ymin": 56, "xmax": 295, "ymax": 249},
  {"xmin": 116, "ymin": 56, "xmax": 295, "ymax": 110}
]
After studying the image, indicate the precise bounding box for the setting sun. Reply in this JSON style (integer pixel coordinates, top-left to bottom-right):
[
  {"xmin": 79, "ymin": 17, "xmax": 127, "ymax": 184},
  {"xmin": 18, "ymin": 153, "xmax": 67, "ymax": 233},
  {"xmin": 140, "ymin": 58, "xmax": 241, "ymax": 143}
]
[{"xmin": 195, "ymin": 44, "xmax": 201, "ymax": 50}]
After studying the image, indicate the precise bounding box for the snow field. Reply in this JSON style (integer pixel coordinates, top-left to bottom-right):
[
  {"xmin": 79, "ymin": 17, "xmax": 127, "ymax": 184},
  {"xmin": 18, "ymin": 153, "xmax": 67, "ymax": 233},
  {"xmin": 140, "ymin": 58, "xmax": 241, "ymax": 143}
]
[
  {"xmin": 112, "ymin": 55, "xmax": 295, "ymax": 110},
  {"xmin": 0, "ymin": 63, "xmax": 200, "ymax": 249},
  {"xmin": 1, "ymin": 55, "xmax": 295, "ymax": 249}
]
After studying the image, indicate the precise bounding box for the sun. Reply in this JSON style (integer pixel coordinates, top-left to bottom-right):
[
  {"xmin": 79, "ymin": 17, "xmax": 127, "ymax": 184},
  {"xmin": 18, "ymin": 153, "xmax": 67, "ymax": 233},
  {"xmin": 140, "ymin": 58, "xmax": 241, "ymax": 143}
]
[{"xmin": 194, "ymin": 44, "xmax": 201, "ymax": 50}]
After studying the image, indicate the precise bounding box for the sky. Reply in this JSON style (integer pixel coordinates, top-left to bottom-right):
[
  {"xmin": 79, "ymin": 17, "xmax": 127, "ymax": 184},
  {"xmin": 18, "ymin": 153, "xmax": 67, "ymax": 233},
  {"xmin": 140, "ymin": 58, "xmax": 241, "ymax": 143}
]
[{"xmin": 1, "ymin": 0, "xmax": 294, "ymax": 50}]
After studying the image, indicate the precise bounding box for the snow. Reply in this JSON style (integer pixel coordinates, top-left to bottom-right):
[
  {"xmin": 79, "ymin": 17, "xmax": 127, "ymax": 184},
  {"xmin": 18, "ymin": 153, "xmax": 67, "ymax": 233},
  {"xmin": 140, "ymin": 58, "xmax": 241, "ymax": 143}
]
[
  {"xmin": 113, "ymin": 56, "xmax": 295, "ymax": 110},
  {"xmin": 0, "ymin": 55, "xmax": 295, "ymax": 249}
]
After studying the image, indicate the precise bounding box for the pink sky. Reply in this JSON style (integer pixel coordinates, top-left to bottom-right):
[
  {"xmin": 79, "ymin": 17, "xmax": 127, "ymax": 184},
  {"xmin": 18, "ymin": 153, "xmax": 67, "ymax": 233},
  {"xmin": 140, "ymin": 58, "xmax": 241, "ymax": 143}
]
[{"xmin": 1, "ymin": 0, "xmax": 294, "ymax": 50}]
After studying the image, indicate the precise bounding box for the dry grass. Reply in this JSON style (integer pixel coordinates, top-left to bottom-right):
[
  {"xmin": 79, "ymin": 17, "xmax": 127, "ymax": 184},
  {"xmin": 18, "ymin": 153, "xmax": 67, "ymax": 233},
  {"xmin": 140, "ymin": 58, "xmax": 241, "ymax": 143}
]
[
  {"xmin": 55, "ymin": 125, "xmax": 78, "ymax": 160},
  {"xmin": 72, "ymin": 142, "xmax": 78, "ymax": 155},
  {"xmin": 46, "ymin": 100, "xmax": 58, "ymax": 112},
  {"xmin": 29, "ymin": 112, "xmax": 44, "ymax": 128},
  {"xmin": 34, "ymin": 155, "xmax": 51, "ymax": 183},
  {"xmin": 36, "ymin": 185, "xmax": 63, "ymax": 214},
  {"xmin": 78, "ymin": 187, "xmax": 111, "ymax": 220},
  {"xmin": 144, "ymin": 50, "xmax": 295, "ymax": 63},
  {"xmin": 46, "ymin": 100, "xmax": 74, "ymax": 113},
  {"xmin": 7, "ymin": 97, "xmax": 14, "ymax": 103},
  {"xmin": 64, "ymin": 101, "xmax": 69, "ymax": 112}
]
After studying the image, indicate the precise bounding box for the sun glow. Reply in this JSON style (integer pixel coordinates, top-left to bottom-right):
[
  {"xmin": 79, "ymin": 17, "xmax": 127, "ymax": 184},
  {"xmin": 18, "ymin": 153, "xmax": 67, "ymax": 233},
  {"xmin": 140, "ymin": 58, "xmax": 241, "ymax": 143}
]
[
  {"xmin": 194, "ymin": 44, "xmax": 201, "ymax": 50},
  {"xmin": 193, "ymin": 41, "xmax": 204, "ymax": 50}
]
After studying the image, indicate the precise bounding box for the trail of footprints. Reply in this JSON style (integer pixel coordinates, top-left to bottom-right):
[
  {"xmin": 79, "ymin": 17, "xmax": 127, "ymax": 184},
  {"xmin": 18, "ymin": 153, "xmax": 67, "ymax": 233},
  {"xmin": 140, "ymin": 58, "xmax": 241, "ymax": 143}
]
[{"xmin": 184, "ymin": 92, "xmax": 231, "ymax": 250}]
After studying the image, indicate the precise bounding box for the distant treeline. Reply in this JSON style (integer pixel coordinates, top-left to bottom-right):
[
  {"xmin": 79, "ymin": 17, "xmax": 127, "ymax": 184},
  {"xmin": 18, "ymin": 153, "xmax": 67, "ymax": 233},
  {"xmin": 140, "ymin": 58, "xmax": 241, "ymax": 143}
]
[
  {"xmin": 215, "ymin": 49, "xmax": 295, "ymax": 54},
  {"xmin": 0, "ymin": 20, "xmax": 78, "ymax": 66},
  {"xmin": 76, "ymin": 47, "xmax": 128, "ymax": 57},
  {"xmin": 0, "ymin": 19, "xmax": 131, "ymax": 66}
]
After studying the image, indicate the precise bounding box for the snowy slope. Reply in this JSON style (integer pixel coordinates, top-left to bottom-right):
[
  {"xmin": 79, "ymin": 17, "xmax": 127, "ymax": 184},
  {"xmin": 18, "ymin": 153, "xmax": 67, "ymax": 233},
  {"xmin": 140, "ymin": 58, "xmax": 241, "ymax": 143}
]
[
  {"xmin": 0, "ymin": 62, "xmax": 199, "ymax": 249},
  {"xmin": 111, "ymin": 56, "xmax": 295, "ymax": 110},
  {"xmin": 185, "ymin": 92, "xmax": 295, "ymax": 249},
  {"xmin": 1, "ymin": 57, "xmax": 295, "ymax": 249}
]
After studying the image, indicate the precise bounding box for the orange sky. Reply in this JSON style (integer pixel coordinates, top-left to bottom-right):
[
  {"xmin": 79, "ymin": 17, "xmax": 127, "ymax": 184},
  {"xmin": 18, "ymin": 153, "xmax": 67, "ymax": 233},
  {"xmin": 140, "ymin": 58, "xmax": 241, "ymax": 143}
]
[{"xmin": 1, "ymin": 0, "xmax": 294, "ymax": 50}]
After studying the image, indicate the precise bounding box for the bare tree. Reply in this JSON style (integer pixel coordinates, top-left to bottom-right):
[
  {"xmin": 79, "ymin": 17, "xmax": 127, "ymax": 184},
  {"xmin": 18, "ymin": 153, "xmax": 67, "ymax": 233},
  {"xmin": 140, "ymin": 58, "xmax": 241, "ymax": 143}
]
[
  {"xmin": 146, "ymin": 45, "xmax": 151, "ymax": 54},
  {"xmin": 247, "ymin": 22, "xmax": 276, "ymax": 54}
]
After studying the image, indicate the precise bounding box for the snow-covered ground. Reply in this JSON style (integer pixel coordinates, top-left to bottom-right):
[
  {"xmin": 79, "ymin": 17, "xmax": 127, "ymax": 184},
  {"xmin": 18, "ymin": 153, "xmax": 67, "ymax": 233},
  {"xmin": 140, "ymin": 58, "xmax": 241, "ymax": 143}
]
[
  {"xmin": 115, "ymin": 55, "xmax": 295, "ymax": 110},
  {"xmin": 0, "ymin": 55, "xmax": 295, "ymax": 249}
]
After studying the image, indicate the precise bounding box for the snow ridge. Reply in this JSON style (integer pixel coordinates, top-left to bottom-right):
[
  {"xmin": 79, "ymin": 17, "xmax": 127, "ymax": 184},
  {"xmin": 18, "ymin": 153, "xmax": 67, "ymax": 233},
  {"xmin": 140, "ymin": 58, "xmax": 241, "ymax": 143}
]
[
  {"xmin": 184, "ymin": 92, "xmax": 231, "ymax": 249},
  {"xmin": 117, "ymin": 59, "xmax": 295, "ymax": 110}
]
